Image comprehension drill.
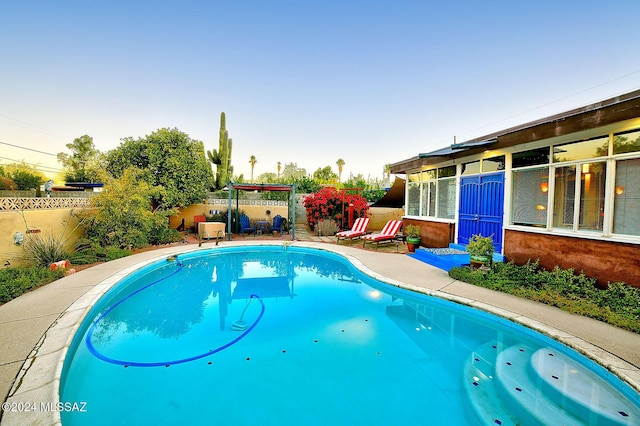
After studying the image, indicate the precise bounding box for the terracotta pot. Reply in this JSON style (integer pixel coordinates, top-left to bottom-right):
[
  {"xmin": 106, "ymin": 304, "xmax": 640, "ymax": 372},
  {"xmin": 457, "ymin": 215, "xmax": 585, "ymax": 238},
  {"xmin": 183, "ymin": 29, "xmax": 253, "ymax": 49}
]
[{"xmin": 406, "ymin": 237, "xmax": 420, "ymax": 253}]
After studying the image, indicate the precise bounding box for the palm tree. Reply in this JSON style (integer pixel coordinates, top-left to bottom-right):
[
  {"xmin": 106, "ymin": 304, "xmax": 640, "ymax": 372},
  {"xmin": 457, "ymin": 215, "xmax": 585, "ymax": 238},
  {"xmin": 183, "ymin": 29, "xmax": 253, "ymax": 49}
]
[
  {"xmin": 336, "ymin": 158, "xmax": 345, "ymax": 182},
  {"xmin": 277, "ymin": 161, "xmax": 281, "ymax": 181},
  {"xmin": 249, "ymin": 155, "xmax": 257, "ymax": 183}
]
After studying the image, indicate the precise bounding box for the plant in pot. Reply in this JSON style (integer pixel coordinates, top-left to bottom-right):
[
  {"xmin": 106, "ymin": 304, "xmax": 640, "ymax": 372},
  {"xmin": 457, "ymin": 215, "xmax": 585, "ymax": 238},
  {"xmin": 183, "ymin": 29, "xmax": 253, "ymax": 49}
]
[
  {"xmin": 405, "ymin": 224, "xmax": 421, "ymax": 253},
  {"xmin": 466, "ymin": 234, "xmax": 494, "ymax": 268}
]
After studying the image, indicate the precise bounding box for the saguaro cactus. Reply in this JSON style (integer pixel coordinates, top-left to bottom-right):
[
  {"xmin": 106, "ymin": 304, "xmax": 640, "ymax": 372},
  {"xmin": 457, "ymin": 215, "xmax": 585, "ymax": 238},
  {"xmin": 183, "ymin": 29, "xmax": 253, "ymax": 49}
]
[{"xmin": 207, "ymin": 112, "xmax": 233, "ymax": 189}]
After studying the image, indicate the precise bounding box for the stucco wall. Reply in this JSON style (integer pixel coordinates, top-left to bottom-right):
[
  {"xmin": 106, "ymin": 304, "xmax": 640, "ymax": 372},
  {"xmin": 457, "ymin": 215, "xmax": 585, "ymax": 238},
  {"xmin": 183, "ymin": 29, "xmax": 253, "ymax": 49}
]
[
  {"xmin": 0, "ymin": 209, "xmax": 84, "ymax": 267},
  {"xmin": 366, "ymin": 207, "xmax": 405, "ymax": 231},
  {"xmin": 403, "ymin": 219, "xmax": 454, "ymax": 248},
  {"xmin": 170, "ymin": 204, "xmax": 290, "ymax": 232},
  {"xmin": 504, "ymin": 229, "xmax": 640, "ymax": 287}
]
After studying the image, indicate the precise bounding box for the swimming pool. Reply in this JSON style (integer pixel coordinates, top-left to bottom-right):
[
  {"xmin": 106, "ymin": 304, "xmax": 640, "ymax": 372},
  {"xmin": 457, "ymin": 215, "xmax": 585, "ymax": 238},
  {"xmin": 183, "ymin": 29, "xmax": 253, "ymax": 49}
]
[{"xmin": 60, "ymin": 246, "xmax": 640, "ymax": 425}]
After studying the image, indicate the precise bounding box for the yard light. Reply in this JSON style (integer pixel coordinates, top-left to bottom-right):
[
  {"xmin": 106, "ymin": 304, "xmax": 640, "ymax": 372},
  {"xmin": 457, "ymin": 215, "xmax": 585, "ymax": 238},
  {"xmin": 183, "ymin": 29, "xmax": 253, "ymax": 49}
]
[{"xmin": 14, "ymin": 231, "xmax": 24, "ymax": 246}]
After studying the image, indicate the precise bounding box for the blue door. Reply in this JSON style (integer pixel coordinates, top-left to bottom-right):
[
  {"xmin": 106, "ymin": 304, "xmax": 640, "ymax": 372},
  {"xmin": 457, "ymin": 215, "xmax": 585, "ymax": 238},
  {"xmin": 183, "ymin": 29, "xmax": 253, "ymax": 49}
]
[{"xmin": 458, "ymin": 173, "xmax": 504, "ymax": 252}]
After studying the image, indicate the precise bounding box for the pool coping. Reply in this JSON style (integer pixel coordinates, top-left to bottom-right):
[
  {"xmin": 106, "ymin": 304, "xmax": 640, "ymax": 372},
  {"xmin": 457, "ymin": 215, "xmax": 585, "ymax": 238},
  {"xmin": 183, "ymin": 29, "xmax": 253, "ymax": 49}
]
[{"xmin": 1, "ymin": 240, "xmax": 639, "ymax": 425}]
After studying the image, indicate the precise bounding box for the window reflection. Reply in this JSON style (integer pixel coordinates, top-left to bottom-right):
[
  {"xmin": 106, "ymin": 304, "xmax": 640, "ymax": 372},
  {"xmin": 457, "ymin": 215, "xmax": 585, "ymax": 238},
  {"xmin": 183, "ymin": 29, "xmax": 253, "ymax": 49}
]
[
  {"xmin": 553, "ymin": 136, "xmax": 609, "ymax": 162},
  {"xmin": 613, "ymin": 129, "xmax": 640, "ymax": 155}
]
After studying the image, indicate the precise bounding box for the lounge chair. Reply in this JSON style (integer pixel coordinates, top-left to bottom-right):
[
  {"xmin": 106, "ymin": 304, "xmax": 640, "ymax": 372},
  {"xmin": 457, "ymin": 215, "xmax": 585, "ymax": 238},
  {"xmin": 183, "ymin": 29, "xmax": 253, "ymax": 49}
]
[
  {"xmin": 362, "ymin": 220, "xmax": 403, "ymax": 249},
  {"xmin": 336, "ymin": 217, "xmax": 370, "ymax": 244},
  {"xmin": 272, "ymin": 215, "xmax": 285, "ymax": 234},
  {"xmin": 239, "ymin": 214, "xmax": 256, "ymax": 236}
]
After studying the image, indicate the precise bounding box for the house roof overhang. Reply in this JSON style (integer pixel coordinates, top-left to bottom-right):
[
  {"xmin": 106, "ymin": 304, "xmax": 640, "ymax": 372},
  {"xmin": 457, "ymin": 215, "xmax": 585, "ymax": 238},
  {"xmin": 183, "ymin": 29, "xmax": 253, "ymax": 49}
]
[{"xmin": 390, "ymin": 89, "xmax": 640, "ymax": 174}]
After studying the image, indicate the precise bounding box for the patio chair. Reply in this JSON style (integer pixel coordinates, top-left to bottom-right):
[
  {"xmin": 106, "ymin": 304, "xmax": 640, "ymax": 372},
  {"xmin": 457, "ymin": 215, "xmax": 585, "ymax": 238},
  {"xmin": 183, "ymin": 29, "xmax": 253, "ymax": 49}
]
[
  {"xmin": 272, "ymin": 215, "xmax": 285, "ymax": 234},
  {"xmin": 362, "ymin": 220, "xmax": 403, "ymax": 249},
  {"xmin": 239, "ymin": 214, "xmax": 256, "ymax": 236},
  {"xmin": 336, "ymin": 217, "xmax": 370, "ymax": 244}
]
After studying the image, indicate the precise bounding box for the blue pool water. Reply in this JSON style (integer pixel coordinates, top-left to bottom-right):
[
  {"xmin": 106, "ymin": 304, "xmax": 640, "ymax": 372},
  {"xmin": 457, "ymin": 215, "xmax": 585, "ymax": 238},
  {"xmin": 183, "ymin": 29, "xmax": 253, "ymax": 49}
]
[{"xmin": 60, "ymin": 246, "xmax": 640, "ymax": 425}]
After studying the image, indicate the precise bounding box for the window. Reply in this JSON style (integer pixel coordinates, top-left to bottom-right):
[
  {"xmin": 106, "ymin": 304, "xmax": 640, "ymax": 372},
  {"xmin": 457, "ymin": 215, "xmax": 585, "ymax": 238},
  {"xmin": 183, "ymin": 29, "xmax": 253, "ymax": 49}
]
[
  {"xmin": 461, "ymin": 160, "xmax": 480, "ymax": 175},
  {"xmin": 511, "ymin": 129, "xmax": 639, "ymax": 239},
  {"xmin": 437, "ymin": 177, "xmax": 456, "ymax": 219},
  {"xmin": 407, "ymin": 173, "xmax": 420, "ymax": 216},
  {"xmin": 552, "ymin": 162, "xmax": 606, "ymax": 231},
  {"xmin": 483, "ymin": 155, "xmax": 505, "ymax": 172},
  {"xmin": 613, "ymin": 129, "xmax": 640, "ymax": 155},
  {"xmin": 553, "ymin": 136, "xmax": 608, "ymax": 162},
  {"xmin": 578, "ymin": 162, "xmax": 606, "ymax": 231},
  {"xmin": 613, "ymin": 158, "xmax": 640, "ymax": 236},
  {"xmin": 513, "ymin": 148, "xmax": 550, "ymax": 168},
  {"xmin": 421, "ymin": 181, "xmax": 436, "ymax": 216},
  {"xmin": 553, "ymin": 166, "xmax": 576, "ymax": 229},
  {"xmin": 511, "ymin": 168, "xmax": 548, "ymax": 227},
  {"xmin": 407, "ymin": 166, "xmax": 456, "ymax": 219}
]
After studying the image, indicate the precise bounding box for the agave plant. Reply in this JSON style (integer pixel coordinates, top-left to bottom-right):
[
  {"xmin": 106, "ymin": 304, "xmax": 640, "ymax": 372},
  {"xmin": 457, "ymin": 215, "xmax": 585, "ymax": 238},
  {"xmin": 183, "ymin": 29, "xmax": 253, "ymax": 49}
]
[{"xmin": 21, "ymin": 232, "xmax": 71, "ymax": 268}]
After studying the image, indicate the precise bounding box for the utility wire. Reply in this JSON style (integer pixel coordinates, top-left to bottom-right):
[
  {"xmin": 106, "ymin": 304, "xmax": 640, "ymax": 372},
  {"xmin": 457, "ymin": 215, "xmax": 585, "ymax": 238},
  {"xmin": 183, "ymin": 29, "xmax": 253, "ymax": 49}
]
[
  {"xmin": 0, "ymin": 140, "xmax": 58, "ymax": 156},
  {"xmin": 0, "ymin": 114, "xmax": 73, "ymax": 139},
  {"xmin": 0, "ymin": 156, "xmax": 63, "ymax": 173},
  {"xmin": 443, "ymin": 69, "xmax": 640, "ymax": 144}
]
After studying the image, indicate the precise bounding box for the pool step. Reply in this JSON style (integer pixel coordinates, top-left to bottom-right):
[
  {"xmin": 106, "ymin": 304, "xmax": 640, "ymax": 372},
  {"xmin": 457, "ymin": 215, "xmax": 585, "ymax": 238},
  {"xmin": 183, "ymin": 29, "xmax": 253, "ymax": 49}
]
[
  {"xmin": 462, "ymin": 342, "xmax": 520, "ymax": 426},
  {"xmin": 408, "ymin": 248, "xmax": 470, "ymax": 272},
  {"xmin": 464, "ymin": 342, "xmax": 640, "ymax": 425},
  {"xmin": 409, "ymin": 244, "xmax": 504, "ymax": 272},
  {"xmin": 526, "ymin": 347, "xmax": 640, "ymax": 426}
]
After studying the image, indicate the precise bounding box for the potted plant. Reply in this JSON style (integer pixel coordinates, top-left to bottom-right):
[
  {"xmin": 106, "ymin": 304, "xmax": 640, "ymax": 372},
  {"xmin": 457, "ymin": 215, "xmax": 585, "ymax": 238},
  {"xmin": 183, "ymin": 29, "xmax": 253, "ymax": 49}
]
[
  {"xmin": 466, "ymin": 234, "xmax": 494, "ymax": 268},
  {"xmin": 405, "ymin": 224, "xmax": 421, "ymax": 253}
]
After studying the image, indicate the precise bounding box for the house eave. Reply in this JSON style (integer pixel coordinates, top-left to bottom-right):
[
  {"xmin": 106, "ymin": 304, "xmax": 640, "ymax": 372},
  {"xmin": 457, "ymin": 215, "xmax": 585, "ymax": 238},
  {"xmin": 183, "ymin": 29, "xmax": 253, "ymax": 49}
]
[{"xmin": 390, "ymin": 89, "xmax": 640, "ymax": 175}]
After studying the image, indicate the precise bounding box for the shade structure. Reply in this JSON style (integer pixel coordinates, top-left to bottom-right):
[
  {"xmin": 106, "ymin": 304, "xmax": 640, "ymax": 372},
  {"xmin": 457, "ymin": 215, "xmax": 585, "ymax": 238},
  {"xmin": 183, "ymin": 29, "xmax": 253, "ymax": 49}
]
[{"xmin": 226, "ymin": 182, "xmax": 296, "ymax": 240}]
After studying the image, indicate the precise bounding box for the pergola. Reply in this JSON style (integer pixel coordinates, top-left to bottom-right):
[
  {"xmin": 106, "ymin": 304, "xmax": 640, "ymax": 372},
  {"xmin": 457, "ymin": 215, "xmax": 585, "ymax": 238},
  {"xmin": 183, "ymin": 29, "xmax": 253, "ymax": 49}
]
[{"xmin": 226, "ymin": 182, "xmax": 296, "ymax": 241}]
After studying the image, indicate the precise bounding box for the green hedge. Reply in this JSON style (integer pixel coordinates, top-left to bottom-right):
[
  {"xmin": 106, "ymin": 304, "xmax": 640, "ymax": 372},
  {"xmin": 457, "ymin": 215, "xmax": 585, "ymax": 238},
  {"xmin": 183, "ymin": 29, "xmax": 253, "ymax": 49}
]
[
  {"xmin": 449, "ymin": 260, "xmax": 640, "ymax": 334},
  {"xmin": 0, "ymin": 267, "xmax": 64, "ymax": 304}
]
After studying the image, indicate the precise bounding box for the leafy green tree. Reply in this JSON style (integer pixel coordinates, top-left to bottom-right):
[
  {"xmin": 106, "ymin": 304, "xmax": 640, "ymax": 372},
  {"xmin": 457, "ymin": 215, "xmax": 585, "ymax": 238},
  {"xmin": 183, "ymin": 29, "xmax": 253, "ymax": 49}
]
[
  {"xmin": 281, "ymin": 162, "xmax": 307, "ymax": 182},
  {"xmin": 57, "ymin": 135, "xmax": 104, "ymax": 183},
  {"xmin": 313, "ymin": 166, "xmax": 338, "ymax": 184},
  {"xmin": 2, "ymin": 163, "xmax": 45, "ymax": 190},
  {"xmin": 294, "ymin": 176, "xmax": 321, "ymax": 193},
  {"xmin": 11, "ymin": 169, "xmax": 44, "ymax": 190},
  {"xmin": 106, "ymin": 128, "xmax": 213, "ymax": 208},
  {"xmin": 81, "ymin": 169, "xmax": 179, "ymax": 249},
  {"xmin": 256, "ymin": 172, "xmax": 277, "ymax": 183},
  {"xmin": 342, "ymin": 174, "xmax": 368, "ymax": 189}
]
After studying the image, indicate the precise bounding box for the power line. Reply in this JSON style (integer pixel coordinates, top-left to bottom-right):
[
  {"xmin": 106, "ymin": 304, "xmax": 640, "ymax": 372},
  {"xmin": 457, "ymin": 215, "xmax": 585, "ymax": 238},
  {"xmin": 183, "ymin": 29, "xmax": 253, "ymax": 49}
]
[
  {"xmin": 0, "ymin": 114, "xmax": 73, "ymax": 140},
  {"xmin": 0, "ymin": 156, "xmax": 63, "ymax": 173},
  {"xmin": 448, "ymin": 69, "xmax": 640, "ymax": 143},
  {"xmin": 0, "ymin": 140, "xmax": 58, "ymax": 156}
]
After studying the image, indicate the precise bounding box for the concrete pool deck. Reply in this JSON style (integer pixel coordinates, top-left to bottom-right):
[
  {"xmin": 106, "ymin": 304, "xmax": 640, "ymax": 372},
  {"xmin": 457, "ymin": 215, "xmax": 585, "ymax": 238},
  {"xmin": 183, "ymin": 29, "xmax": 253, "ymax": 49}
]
[{"xmin": 1, "ymin": 239, "xmax": 640, "ymax": 425}]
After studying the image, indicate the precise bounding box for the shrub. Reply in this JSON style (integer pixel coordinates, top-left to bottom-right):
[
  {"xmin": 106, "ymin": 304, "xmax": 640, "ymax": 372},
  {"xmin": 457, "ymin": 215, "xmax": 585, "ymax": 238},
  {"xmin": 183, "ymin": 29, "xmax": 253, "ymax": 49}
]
[
  {"xmin": 316, "ymin": 219, "xmax": 339, "ymax": 236},
  {"xmin": 21, "ymin": 232, "xmax": 71, "ymax": 268},
  {"xmin": 0, "ymin": 267, "xmax": 64, "ymax": 304},
  {"xmin": 449, "ymin": 260, "xmax": 640, "ymax": 334},
  {"xmin": 363, "ymin": 188, "xmax": 386, "ymax": 203},
  {"xmin": 68, "ymin": 239, "xmax": 132, "ymax": 264},
  {"xmin": 81, "ymin": 169, "xmax": 179, "ymax": 249},
  {"xmin": 303, "ymin": 187, "xmax": 369, "ymax": 230},
  {"xmin": 11, "ymin": 169, "xmax": 44, "ymax": 190},
  {"xmin": 0, "ymin": 176, "xmax": 17, "ymax": 190}
]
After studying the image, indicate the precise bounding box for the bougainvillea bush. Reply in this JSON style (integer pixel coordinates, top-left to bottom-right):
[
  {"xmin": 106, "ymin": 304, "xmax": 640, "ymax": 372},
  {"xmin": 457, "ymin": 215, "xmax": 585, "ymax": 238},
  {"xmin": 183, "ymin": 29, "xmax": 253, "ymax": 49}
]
[{"xmin": 303, "ymin": 187, "xmax": 369, "ymax": 230}]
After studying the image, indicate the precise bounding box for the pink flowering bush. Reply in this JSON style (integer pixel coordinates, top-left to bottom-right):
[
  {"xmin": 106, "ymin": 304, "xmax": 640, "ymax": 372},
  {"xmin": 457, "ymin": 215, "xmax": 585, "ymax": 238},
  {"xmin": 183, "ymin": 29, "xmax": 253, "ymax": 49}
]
[{"xmin": 303, "ymin": 187, "xmax": 369, "ymax": 231}]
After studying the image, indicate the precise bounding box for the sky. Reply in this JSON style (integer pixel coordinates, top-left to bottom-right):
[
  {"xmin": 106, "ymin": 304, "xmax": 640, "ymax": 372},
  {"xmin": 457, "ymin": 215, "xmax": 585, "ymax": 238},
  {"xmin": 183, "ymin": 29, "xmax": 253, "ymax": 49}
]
[{"xmin": 1, "ymin": 0, "xmax": 640, "ymax": 184}]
